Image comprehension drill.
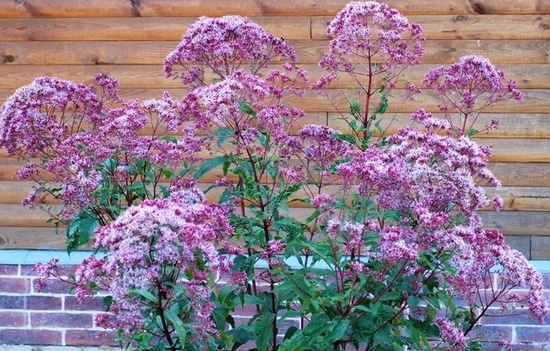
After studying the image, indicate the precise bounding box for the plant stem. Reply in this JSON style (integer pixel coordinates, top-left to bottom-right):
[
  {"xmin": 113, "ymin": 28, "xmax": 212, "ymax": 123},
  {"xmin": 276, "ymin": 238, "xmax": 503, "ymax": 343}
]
[{"xmin": 157, "ymin": 282, "xmax": 177, "ymax": 351}]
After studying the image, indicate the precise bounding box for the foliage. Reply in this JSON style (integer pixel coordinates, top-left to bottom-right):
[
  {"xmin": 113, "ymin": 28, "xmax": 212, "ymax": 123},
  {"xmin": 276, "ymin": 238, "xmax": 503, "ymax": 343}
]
[{"xmin": 1, "ymin": 2, "xmax": 546, "ymax": 351}]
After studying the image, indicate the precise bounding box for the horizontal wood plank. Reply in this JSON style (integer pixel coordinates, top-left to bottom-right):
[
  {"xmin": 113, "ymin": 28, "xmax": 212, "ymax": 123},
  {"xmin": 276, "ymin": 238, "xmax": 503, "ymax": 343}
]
[
  {"xmin": 531, "ymin": 236, "xmax": 550, "ymax": 259},
  {"xmin": 2, "ymin": 40, "xmax": 550, "ymax": 66},
  {"xmin": 3, "ymin": 181, "xmax": 549, "ymax": 213},
  {"xmin": 0, "ymin": 226, "xmax": 64, "ymax": 249},
  {"xmin": 4, "ymin": 15, "xmax": 550, "ymax": 42},
  {"xmin": 0, "ymin": 88, "xmax": 544, "ymax": 114},
  {"xmin": 2, "ymin": 63, "xmax": 550, "ymax": 90},
  {"xmin": 503, "ymin": 235, "xmax": 531, "ymax": 258},
  {"xmin": 1, "ymin": 0, "xmax": 548, "ymax": 19},
  {"xmin": 0, "ymin": 204, "xmax": 56, "ymax": 227},
  {"xmin": 312, "ymin": 15, "xmax": 550, "ymax": 40},
  {"xmin": 487, "ymin": 163, "xmax": 550, "ymax": 187},
  {"xmin": 0, "ymin": 17, "xmax": 311, "ymax": 42},
  {"xmin": 480, "ymin": 211, "xmax": 550, "ymax": 236},
  {"xmin": 328, "ymin": 113, "xmax": 550, "ymax": 139},
  {"xmin": 1, "ymin": 159, "xmax": 548, "ymax": 188}
]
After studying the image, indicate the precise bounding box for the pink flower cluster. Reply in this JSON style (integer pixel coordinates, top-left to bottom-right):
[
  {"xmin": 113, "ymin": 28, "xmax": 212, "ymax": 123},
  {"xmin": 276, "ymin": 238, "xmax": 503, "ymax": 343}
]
[
  {"xmin": 423, "ymin": 55, "xmax": 523, "ymax": 135},
  {"xmin": 319, "ymin": 1, "xmax": 423, "ymax": 77},
  {"xmin": 164, "ymin": 15, "xmax": 297, "ymax": 86},
  {"xmin": 72, "ymin": 183, "xmax": 237, "ymax": 339},
  {"xmin": 0, "ymin": 75, "xmax": 200, "ymax": 222},
  {"xmin": 297, "ymin": 124, "xmax": 353, "ymax": 180},
  {"xmin": 436, "ymin": 317, "xmax": 467, "ymax": 350},
  {"xmin": 314, "ymin": 1, "xmax": 424, "ymax": 140}
]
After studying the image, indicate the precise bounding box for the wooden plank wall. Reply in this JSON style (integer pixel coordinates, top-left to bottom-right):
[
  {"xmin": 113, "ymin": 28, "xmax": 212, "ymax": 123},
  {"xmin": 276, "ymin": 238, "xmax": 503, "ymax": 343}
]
[{"xmin": 1, "ymin": 0, "xmax": 550, "ymax": 258}]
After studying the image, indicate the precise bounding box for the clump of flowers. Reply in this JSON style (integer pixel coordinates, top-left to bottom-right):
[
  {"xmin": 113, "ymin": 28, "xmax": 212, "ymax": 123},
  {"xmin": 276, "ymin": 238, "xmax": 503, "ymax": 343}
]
[
  {"xmin": 314, "ymin": 1, "xmax": 424, "ymax": 144},
  {"xmin": 2, "ymin": 2, "xmax": 547, "ymax": 351},
  {"xmin": 0, "ymin": 73, "xmax": 201, "ymax": 249},
  {"xmin": 164, "ymin": 15, "xmax": 298, "ymax": 86},
  {"xmin": 36, "ymin": 182, "xmax": 240, "ymax": 349},
  {"xmin": 423, "ymin": 54, "xmax": 523, "ymax": 136}
]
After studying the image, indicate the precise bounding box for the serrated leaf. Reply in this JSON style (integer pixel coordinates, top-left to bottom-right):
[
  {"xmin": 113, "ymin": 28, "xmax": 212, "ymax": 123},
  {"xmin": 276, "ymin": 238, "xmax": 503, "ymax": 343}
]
[
  {"xmin": 193, "ymin": 155, "xmax": 228, "ymax": 180},
  {"xmin": 304, "ymin": 209, "xmax": 321, "ymax": 224},
  {"xmin": 330, "ymin": 318, "xmax": 349, "ymax": 342},
  {"xmin": 66, "ymin": 211, "xmax": 100, "ymax": 253},
  {"xmin": 130, "ymin": 289, "xmax": 157, "ymax": 304},
  {"xmin": 254, "ymin": 311, "xmax": 276, "ymax": 351},
  {"xmin": 333, "ymin": 133, "xmax": 356, "ymax": 145},
  {"xmin": 239, "ymin": 100, "xmax": 255, "ymax": 115},
  {"xmin": 164, "ymin": 309, "xmax": 187, "ymax": 347}
]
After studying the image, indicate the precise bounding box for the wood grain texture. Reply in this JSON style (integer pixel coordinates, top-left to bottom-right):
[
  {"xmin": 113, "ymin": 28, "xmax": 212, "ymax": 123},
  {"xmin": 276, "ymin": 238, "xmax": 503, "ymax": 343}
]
[
  {"xmin": 1, "ymin": 0, "xmax": 549, "ymax": 19},
  {"xmin": 0, "ymin": 87, "xmax": 542, "ymax": 114},
  {"xmin": 4, "ymin": 15, "xmax": 550, "ymax": 42},
  {"xmin": 0, "ymin": 227, "xmax": 64, "ymax": 249},
  {"xmin": 2, "ymin": 39, "xmax": 550, "ymax": 66},
  {"xmin": 2, "ymin": 64, "xmax": 550, "ymax": 90},
  {"xmin": 531, "ymin": 236, "xmax": 550, "ymax": 259},
  {"xmin": 3, "ymin": 181, "xmax": 549, "ymax": 214},
  {"xmin": 0, "ymin": 160, "xmax": 547, "ymax": 189},
  {"xmin": 0, "ymin": 17, "xmax": 311, "ymax": 42},
  {"xmin": 480, "ymin": 211, "xmax": 550, "ymax": 236},
  {"xmin": 312, "ymin": 15, "xmax": 550, "ymax": 40}
]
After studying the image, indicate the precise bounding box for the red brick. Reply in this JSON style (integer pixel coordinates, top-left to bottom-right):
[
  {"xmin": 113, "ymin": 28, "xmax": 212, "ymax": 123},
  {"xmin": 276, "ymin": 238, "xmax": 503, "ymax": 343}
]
[
  {"xmin": 482, "ymin": 311, "xmax": 549, "ymax": 326},
  {"xmin": 0, "ymin": 329, "xmax": 62, "ymax": 345},
  {"xmin": 0, "ymin": 295, "xmax": 26, "ymax": 309},
  {"xmin": 515, "ymin": 326, "xmax": 550, "ymax": 343},
  {"xmin": 27, "ymin": 295, "xmax": 63, "ymax": 310},
  {"xmin": 34, "ymin": 277, "xmax": 73, "ymax": 294},
  {"xmin": 0, "ymin": 264, "xmax": 19, "ymax": 275},
  {"xmin": 0, "ymin": 295, "xmax": 62, "ymax": 310},
  {"xmin": 474, "ymin": 325, "xmax": 513, "ymax": 342},
  {"xmin": 0, "ymin": 311, "xmax": 28, "ymax": 327},
  {"xmin": 233, "ymin": 303, "xmax": 260, "ymax": 317},
  {"xmin": 65, "ymin": 295, "xmax": 106, "ymax": 311},
  {"xmin": 0, "ymin": 277, "xmax": 31, "ymax": 293},
  {"xmin": 65, "ymin": 329, "xmax": 119, "ymax": 346},
  {"xmin": 31, "ymin": 312, "xmax": 94, "ymax": 328},
  {"xmin": 20, "ymin": 263, "xmax": 79, "ymax": 277},
  {"xmin": 20, "ymin": 264, "xmax": 39, "ymax": 276}
]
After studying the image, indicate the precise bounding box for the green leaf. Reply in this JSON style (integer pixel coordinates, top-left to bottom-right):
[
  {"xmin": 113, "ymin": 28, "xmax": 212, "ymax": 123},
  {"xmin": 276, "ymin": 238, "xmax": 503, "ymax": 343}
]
[
  {"xmin": 222, "ymin": 158, "xmax": 232, "ymax": 176},
  {"xmin": 228, "ymin": 325, "xmax": 255, "ymax": 351},
  {"xmin": 349, "ymin": 99, "xmax": 362, "ymax": 119},
  {"xmin": 304, "ymin": 209, "xmax": 321, "ymax": 224},
  {"xmin": 103, "ymin": 295, "xmax": 113, "ymax": 311},
  {"xmin": 164, "ymin": 309, "xmax": 187, "ymax": 347},
  {"xmin": 159, "ymin": 135, "xmax": 178, "ymax": 143},
  {"xmin": 66, "ymin": 211, "xmax": 100, "ymax": 253},
  {"xmin": 254, "ymin": 311, "xmax": 276, "ymax": 351},
  {"xmin": 283, "ymin": 325, "xmax": 298, "ymax": 341},
  {"xmin": 214, "ymin": 127, "xmax": 235, "ymax": 145},
  {"xmin": 333, "ymin": 133, "xmax": 356, "ymax": 145},
  {"xmin": 240, "ymin": 100, "xmax": 255, "ymax": 115},
  {"xmin": 330, "ymin": 318, "xmax": 350, "ymax": 342},
  {"xmin": 130, "ymin": 289, "xmax": 157, "ymax": 304},
  {"xmin": 193, "ymin": 155, "xmax": 228, "ymax": 180}
]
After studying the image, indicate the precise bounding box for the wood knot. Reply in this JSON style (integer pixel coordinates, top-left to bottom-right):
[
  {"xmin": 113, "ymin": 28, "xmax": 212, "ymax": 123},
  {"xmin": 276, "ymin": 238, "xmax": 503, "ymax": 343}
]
[
  {"xmin": 453, "ymin": 15, "xmax": 469, "ymax": 22},
  {"xmin": 449, "ymin": 47, "xmax": 457, "ymax": 52},
  {"xmin": 2, "ymin": 54, "xmax": 15, "ymax": 63},
  {"xmin": 542, "ymin": 23, "xmax": 550, "ymax": 30},
  {"xmin": 468, "ymin": 1, "xmax": 486, "ymax": 14}
]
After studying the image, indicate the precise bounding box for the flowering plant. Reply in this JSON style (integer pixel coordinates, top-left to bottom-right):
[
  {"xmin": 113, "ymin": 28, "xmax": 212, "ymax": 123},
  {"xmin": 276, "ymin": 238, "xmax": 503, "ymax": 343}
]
[{"xmin": 1, "ymin": 2, "xmax": 547, "ymax": 351}]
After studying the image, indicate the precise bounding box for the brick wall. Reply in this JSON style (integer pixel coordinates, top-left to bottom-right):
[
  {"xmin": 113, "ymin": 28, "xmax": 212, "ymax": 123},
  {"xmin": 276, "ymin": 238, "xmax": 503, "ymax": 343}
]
[{"xmin": 1, "ymin": 252, "xmax": 549, "ymax": 349}]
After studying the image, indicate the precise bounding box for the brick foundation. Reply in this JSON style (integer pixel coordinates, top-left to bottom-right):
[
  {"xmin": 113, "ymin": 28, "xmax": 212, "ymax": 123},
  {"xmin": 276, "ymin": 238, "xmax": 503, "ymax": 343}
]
[{"xmin": 1, "ymin": 261, "xmax": 549, "ymax": 349}]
